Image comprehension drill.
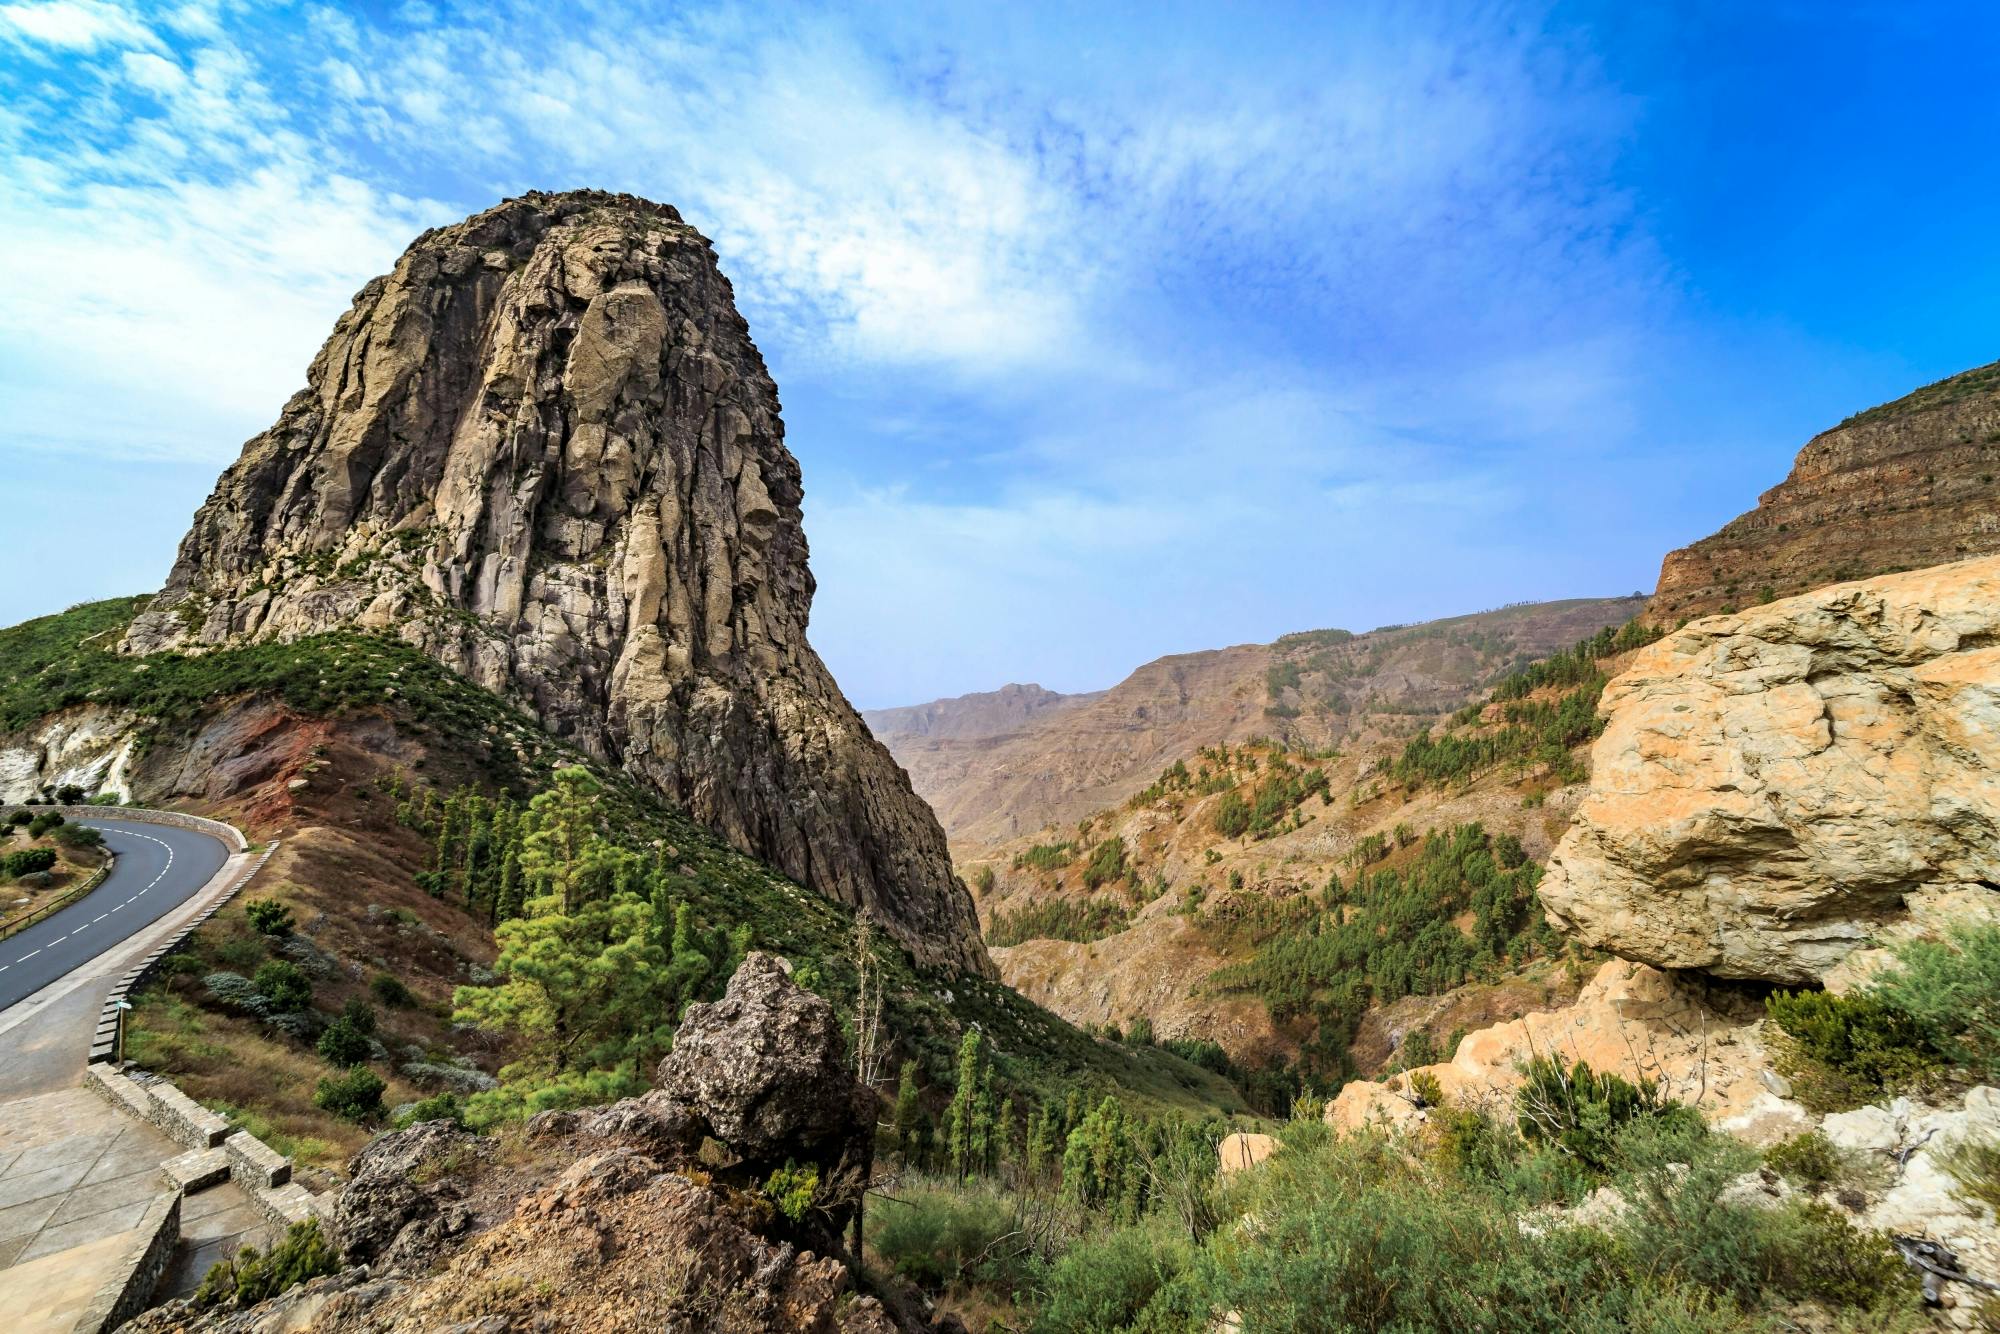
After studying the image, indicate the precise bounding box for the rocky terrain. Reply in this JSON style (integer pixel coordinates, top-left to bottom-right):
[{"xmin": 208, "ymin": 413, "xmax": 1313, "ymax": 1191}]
[
  {"xmin": 868, "ymin": 596, "xmax": 1645, "ymax": 853},
  {"xmin": 1543, "ymin": 555, "xmax": 2000, "ymax": 984},
  {"xmin": 124, "ymin": 954, "xmax": 935, "ymax": 1334},
  {"xmin": 118, "ymin": 190, "xmax": 986, "ymax": 976},
  {"xmin": 1650, "ymin": 359, "xmax": 2000, "ymax": 625}
]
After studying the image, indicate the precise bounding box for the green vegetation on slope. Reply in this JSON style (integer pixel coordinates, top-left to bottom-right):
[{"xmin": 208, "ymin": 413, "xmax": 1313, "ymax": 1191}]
[
  {"xmin": 6, "ymin": 596, "xmax": 1244, "ymax": 1123},
  {"xmin": 871, "ymin": 1071, "xmax": 1918, "ymax": 1332},
  {"xmin": 1381, "ymin": 619, "xmax": 1659, "ymax": 791},
  {"xmin": 1206, "ymin": 823, "xmax": 1557, "ymax": 1078}
]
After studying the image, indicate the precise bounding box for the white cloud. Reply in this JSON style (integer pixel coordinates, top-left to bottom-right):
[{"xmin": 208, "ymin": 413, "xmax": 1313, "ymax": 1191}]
[
  {"xmin": 0, "ymin": 1, "xmax": 1682, "ymax": 701},
  {"xmin": 0, "ymin": 0, "xmax": 151, "ymax": 50}
]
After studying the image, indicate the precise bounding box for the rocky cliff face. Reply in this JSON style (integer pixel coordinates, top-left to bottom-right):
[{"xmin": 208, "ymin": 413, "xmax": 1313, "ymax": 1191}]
[
  {"xmin": 1650, "ymin": 360, "xmax": 2000, "ymax": 626},
  {"xmin": 121, "ymin": 190, "xmax": 988, "ymax": 975},
  {"xmin": 1541, "ymin": 557, "xmax": 2000, "ymax": 984}
]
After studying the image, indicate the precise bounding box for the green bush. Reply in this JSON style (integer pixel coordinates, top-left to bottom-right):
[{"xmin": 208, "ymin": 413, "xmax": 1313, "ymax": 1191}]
[
  {"xmin": 763, "ymin": 1160, "xmax": 819, "ymax": 1223},
  {"xmin": 1870, "ymin": 923, "xmax": 2000, "ymax": 1081},
  {"xmin": 370, "ymin": 972, "xmax": 415, "ymax": 1008},
  {"xmin": 1034, "ymin": 1222, "xmax": 1196, "ymax": 1333},
  {"xmin": 868, "ymin": 1180, "xmax": 1032, "ymax": 1294},
  {"xmin": 26, "ymin": 812, "xmax": 63, "ymax": 838},
  {"xmin": 312, "ymin": 1067, "xmax": 386, "ymax": 1123},
  {"xmin": 315, "ymin": 1015, "xmax": 372, "ymax": 1067},
  {"xmin": 1765, "ymin": 988, "xmax": 1940, "ymax": 1105},
  {"xmin": 252, "ymin": 960, "xmax": 312, "ymax": 1013},
  {"xmin": 2, "ymin": 848, "xmax": 56, "ymax": 878},
  {"xmin": 395, "ymin": 1091, "xmax": 465, "ymax": 1128},
  {"xmin": 52, "ymin": 822, "xmax": 102, "ymax": 849},
  {"xmin": 0, "ymin": 809, "xmax": 27, "ymax": 830},
  {"xmin": 1945, "ymin": 1137, "xmax": 2000, "ymax": 1218},
  {"xmin": 244, "ymin": 898, "xmax": 295, "ymax": 936},
  {"xmin": 1514, "ymin": 1057, "xmax": 1692, "ymax": 1172},
  {"xmin": 192, "ymin": 1220, "xmax": 339, "ymax": 1310},
  {"xmin": 1763, "ymin": 1130, "xmax": 1851, "ymax": 1193}
]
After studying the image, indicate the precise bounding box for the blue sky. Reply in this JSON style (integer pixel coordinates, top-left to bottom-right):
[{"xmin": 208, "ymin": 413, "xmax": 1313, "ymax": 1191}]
[{"xmin": 2, "ymin": 2, "xmax": 1996, "ymax": 708}]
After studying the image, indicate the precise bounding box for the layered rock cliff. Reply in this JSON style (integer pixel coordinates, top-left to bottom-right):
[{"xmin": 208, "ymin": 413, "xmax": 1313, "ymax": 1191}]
[
  {"xmin": 121, "ymin": 190, "xmax": 988, "ymax": 975},
  {"xmin": 1540, "ymin": 556, "xmax": 2000, "ymax": 984},
  {"xmin": 1650, "ymin": 359, "xmax": 2000, "ymax": 626}
]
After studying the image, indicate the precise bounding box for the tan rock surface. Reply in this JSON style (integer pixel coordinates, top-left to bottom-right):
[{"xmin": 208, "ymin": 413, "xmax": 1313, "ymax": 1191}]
[
  {"xmin": 118, "ymin": 190, "xmax": 987, "ymax": 975},
  {"xmin": 1327, "ymin": 960, "xmax": 1782, "ymax": 1137},
  {"xmin": 1540, "ymin": 557, "xmax": 2000, "ymax": 984}
]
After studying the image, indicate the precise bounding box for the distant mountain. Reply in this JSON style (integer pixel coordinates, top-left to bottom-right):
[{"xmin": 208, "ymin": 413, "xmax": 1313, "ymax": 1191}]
[
  {"xmin": 1650, "ymin": 358, "xmax": 2000, "ymax": 625},
  {"xmin": 868, "ymin": 596, "xmax": 1647, "ymax": 853}
]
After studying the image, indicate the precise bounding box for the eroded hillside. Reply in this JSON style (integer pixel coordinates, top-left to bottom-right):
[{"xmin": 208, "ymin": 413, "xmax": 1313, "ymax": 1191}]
[
  {"xmin": 868, "ymin": 595, "xmax": 1646, "ymax": 854},
  {"xmin": 1650, "ymin": 358, "xmax": 2000, "ymax": 625}
]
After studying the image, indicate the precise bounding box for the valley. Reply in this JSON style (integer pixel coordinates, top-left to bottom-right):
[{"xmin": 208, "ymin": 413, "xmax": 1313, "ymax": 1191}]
[{"xmin": 0, "ymin": 186, "xmax": 1992, "ymax": 1333}]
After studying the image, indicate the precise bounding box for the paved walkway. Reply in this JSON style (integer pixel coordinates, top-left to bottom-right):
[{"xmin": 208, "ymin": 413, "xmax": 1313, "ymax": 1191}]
[
  {"xmin": 0, "ymin": 833, "xmax": 271, "ymax": 1330},
  {"xmin": 0, "ymin": 1087, "xmax": 277, "ymax": 1329}
]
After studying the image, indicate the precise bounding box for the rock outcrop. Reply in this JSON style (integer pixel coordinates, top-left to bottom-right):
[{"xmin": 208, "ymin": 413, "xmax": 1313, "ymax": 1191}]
[
  {"xmin": 131, "ymin": 951, "xmax": 918, "ymax": 1334},
  {"xmin": 1539, "ymin": 557, "xmax": 2000, "ymax": 984},
  {"xmin": 1326, "ymin": 959, "xmax": 1785, "ymax": 1138},
  {"xmin": 1649, "ymin": 359, "xmax": 2000, "ymax": 626},
  {"xmin": 120, "ymin": 190, "xmax": 987, "ymax": 976}
]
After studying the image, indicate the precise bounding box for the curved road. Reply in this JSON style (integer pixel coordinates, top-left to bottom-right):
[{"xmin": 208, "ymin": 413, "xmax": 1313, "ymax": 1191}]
[{"xmin": 0, "ymin": 817, "xmax": 230, "ymax": 1013}]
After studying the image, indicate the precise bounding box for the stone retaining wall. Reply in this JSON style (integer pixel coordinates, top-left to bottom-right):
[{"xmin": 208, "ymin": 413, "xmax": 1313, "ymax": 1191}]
[
  {"xmin": 73, "ymin": 1189, "xmax": 180, "ymax": 1334},
  {"xmin": 54, "ymin": 804, "xmax": 250, "ymax": 852},
  {"xmin": 91, "ymin": 839, "xmax": 279, "ymax": 1065}
]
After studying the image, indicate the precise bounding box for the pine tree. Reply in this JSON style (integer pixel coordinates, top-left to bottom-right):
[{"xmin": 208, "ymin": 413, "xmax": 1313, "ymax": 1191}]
[
  {"xmin": 945, "ymin": 1030, "xmax": 987, "ymax": 1180},
  {"xmin": 893, "ymin": 1060, "xmax": 923, "ymax": 1161}
]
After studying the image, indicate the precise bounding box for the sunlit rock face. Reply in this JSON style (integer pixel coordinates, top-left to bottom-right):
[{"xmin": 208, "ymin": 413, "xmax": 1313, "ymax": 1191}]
[
  {"xmin": 124, "ymin": 190, "xmax": 990, "ymax": 976},
  {"xmin": 1540, "ymin": 557, "xmax": 2000, "ymax": 985}
]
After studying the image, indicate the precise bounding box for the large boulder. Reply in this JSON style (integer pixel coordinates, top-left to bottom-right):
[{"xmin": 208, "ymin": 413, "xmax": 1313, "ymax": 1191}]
[
  {"xmin": 1540, "ymin": 557, "xmax": 2000, "ymax": 984},
  {"xmin": 654, "ymin": 952, "xmax": 875, "ymax": 1182}
]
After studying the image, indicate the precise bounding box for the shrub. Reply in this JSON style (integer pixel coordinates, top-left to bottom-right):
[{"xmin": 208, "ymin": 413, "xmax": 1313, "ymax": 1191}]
[
  {"xmin": 1870, "ymin": 923, "xmax": 2000, "ymax": 1081},
  {"xmin": 313, "ymin": 1067, "xmax": 386, "ymax": 1123},
  {"xmin": 1945, "ymin": 1136, "xmax": 2000, "ymax": 1218},
  {"xmin": 315, "ymin": 1016, "xmax": 372, "ymax": 1068},
  {"xmin": 53, "ymin": 784, "xmax": 85, "ymax": 804},
  {"xmin": 1034, "ymin": 1221, "xmax": 1196, "ymax": 1333},
  {"xmin": 52, "ymin": 822, "xmax": 103, "ymax": 849},
  {"xmin": 394, "ymin": 1091, "xmax": 465, "ymax": 1128},
  {"xmin": 1764, "ymin": 1130, "xmax": 1851, "ymax": 1193},
  {"xmin": 1080, "ymin": 837, "xmax": 1130, "ymax": 891},
  {"xmin": 763, "ymin": 1160, "xmax": 819, "ymax": 1223},
  {"xmin": 2, "ymin": 848, "xmax": 57, "ymax": 878},
  {"xmin": 203, "ymin": 971, "xmax": 270, "ymax": 1017},
  {"xmin": 340, "ymin": 997, "xmax": 376, "ymax": 1033},
  {"xmin": 0, "ymin": 809, "xmax": 26, "ymax": 829},
  {"xmin": 1514, "ymin": 1057, "xmax": 1690, "ymax": 1172},
  {"xmin": 868, "ymin": 1181, "xmax": 1032, "ymax": 1294},
  {"xmin": 1765, "ymin": 988, "xmax": 1940, "ymax": 1104},
  {"xmin": 252, "ymin": 960, "xmax": 312, "ymax": 1013},
  {"xmin": 192, "ymin": 1220, "xmax": 339, "ymax": 1310},
  {"xmin": 370, "ymin": 972, "xmax": 415, "ymax": 1008},
  {"xmin": 26, "ymin": 812, "xmax": 63, "ymax": 838},
  {"xmin": 244, "ymin": 898, "xmax": 295, "ymax": 936}
]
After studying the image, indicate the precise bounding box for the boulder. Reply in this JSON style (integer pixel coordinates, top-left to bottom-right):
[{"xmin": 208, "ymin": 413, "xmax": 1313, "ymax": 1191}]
[
  {"xmin": 1541, "ymin": 557, "xmax": 2000, "ymax": 984},
  {"xmin": 654, "ymin": 952, "xmax": 875, "ymax": 1188},
  {"xmin": 1217, "ymin": 1132, "xmax": 1278, "ymax": 1175}
]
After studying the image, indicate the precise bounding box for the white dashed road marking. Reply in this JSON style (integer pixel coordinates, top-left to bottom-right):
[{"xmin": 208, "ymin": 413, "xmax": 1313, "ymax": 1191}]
[{"xmin": 9, "ymin": 824, "xmax": 175, "ymax": 966}]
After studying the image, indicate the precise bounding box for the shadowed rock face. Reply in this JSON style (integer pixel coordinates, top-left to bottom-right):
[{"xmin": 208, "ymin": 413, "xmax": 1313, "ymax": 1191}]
[
  {"xmin": 123, "ymin": 189, "xmax": 988, "ymax": 976},
  {"xmin": 1540, "ymin": 557, "xmax": 2000, "ymax": 984}
]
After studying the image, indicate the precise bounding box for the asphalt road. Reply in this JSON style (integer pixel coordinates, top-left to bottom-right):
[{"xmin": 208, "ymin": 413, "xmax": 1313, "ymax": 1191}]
[{"xmin": 0, "ymin": 817, "xmax": 230, "ymax": 1014}]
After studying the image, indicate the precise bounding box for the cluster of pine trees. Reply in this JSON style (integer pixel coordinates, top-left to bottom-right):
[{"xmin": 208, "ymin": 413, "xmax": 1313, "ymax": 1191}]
[
  {"xmin": 392, "ymin": 767, "xmax": 751, "ymax": 1122},
  {"xmin": 1384, "ymin": 618, "xmax": 1660, "ymax": 791},
  {"xmin": 894, "ymin": 1031, "xmax": 1225, "ymax": 1223},
  {"xmin": 1208, "ymin": 823, "xmax": 1555, "ymax": 1078}
]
